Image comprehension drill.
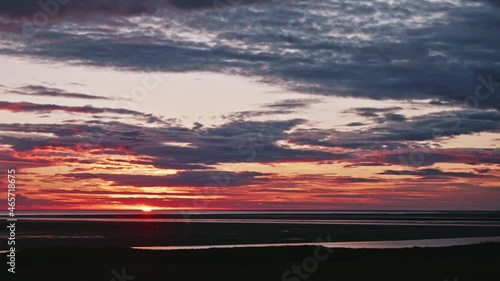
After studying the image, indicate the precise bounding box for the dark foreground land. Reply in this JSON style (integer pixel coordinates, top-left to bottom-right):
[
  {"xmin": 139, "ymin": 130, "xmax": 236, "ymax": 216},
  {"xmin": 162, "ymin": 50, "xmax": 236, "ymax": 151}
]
[{"xmin": 6, "ymin": 243, "xmax": 500, "ymax": 281}]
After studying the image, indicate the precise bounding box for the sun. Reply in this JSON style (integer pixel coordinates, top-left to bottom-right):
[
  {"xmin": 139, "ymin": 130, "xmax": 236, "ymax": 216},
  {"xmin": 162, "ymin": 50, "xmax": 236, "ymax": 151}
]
[{"xmin": 140, "ymin": 206, "xmax": 153, "ymax": 212}]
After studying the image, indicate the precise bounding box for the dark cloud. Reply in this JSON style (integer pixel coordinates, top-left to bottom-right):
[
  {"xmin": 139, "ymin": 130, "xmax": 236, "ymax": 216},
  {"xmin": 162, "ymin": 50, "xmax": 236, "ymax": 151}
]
[
  {"xmin": 346, "ymin": 107, "xmax": 402, "ymax": 118},
  {"xmin": 290, "ymin": 109, "xmax": 499, "ymax": 150},
  {"xmin": 474, "ymin": 168, "xmax": 492, "ymax": 173},
  {"xmin": 225, "ymin": 109, "xmax": 295, "ymax": 120},
  {"xmin": 0, "ymin": 101, "xmax": 166, "ymax": 124},
  {"xmin": 384, "ymin": 150, "xmax": 500, "ymax": 167},
  {"xmin": 225, "ymin": 98, "xmax": 319, "ymax": 119},
  {"xmin": 344, "ymin": 107, "xmax": 406, "ymax": 123},
  {"xmin": 344, "ymin": 162, "xmax": 390, "ymax": 168},
  {"xmin": 0, "ymin": 0, "xmax": 156, "ymax": 19},
  {"xmin": 36, "ymin": 188, "xmax": 188, "ymax": 196},
  {"xmin": 346, "ymin": 122, "xmax": 366, "ymax": 127},
  {"xmin": 482, "ymin": 0, "xmax": 500, "ymax": 8},
  {"xmin": 370, "ymin": 110, "xmax": 500, "ymax": 142},
  {"xmin": 9, "ymin": 85, "xmax": 110, "ymax": 100},
  {"xmin": 192, "ymin": 122, "xmax": 204, "ymax": 130},
  {"xmin": 6, "ymin": 0, "xmax": 498, "ymax": 109},
  {"xmin": 64, "ymin": 170, "xmax": 270, "ymax": 187},
  {"xmin": 0, "ymin": 1, "xmax": 498, "ymax": 109},
  {"xmin": 264, "ymin": 98, "xmax": 319, "ymax": 110},
  {"xmin": 378, "ymin": 168, "xmax": 490, "ymax": 178},
  {"xmin": 0, "ymin": 0, "xmax": 285, "ymax": 19},
  {"xmin": 289, "ymin": 127, "xmax": 411, "ymax": 150},
  {"xmin": 171, "ymin": 0, "xmax": 284, "ymax": 10},
  {"xmin": 0, "ymin": 118, "xmax": 346, "ymax": 171},
  {"xmin": 133, "ymin": 119, "xmax": 349, "ymax": 166},
  {"xmin": 384, "ymin": 113, "xmax": 407, "ymax": 122},
  {"xmin": 15, "ymin": 194, "xmax": 57, "ymax": 207},
  {"xmin": 206, "ymin": 118, "xmax": 304, "ymax": 138}
]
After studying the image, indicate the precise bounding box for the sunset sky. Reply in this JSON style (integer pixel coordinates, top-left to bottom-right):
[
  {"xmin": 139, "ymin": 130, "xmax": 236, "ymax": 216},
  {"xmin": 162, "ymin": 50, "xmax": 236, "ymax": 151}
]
[{"xmin": 0, "ymin": 0, "xmax": 499, "ymax": 210}]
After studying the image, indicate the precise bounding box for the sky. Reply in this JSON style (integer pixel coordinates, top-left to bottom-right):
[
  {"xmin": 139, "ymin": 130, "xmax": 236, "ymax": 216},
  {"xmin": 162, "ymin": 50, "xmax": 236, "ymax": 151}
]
[{"xmin": 0, "ymin": 0, "xmax": 499, "ymax": 211}]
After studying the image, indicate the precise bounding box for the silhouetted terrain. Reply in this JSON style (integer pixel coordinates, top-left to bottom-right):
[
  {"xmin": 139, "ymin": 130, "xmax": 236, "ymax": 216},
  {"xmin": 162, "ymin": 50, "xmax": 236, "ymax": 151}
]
[{"xmin": 7, "ymin": 243, "xmax": 500, "ymax": 281}]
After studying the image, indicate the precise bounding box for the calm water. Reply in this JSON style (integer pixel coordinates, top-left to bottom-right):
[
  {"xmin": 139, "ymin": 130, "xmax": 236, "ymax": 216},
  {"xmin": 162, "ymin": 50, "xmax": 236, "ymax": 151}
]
[
  {"xmin": 132, "ymin": 236, "xmax": 500, "ymax": 250},
  {"xmin": 4, "ymin": 236, "xmax": 496, "ymax": 253}
]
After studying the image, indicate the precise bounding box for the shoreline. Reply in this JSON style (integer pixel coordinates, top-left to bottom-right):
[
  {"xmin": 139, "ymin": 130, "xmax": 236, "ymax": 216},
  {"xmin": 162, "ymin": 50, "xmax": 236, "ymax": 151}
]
[{"xmin": 131, "ymin": 235, "xmax": 500, "ymax": 251}]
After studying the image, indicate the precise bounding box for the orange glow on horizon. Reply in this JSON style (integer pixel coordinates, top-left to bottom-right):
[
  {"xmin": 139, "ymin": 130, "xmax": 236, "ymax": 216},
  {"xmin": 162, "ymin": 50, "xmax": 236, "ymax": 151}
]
[{"xmin": 140, "ymin": 206, "xmax": 153, "ymax": 212}]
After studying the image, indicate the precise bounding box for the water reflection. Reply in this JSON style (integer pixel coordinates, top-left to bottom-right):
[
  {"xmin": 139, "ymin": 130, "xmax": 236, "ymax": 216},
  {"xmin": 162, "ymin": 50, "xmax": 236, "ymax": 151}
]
[{"xmin": 132, "ymin": 236, "xmax": 500, "ymax": 251}]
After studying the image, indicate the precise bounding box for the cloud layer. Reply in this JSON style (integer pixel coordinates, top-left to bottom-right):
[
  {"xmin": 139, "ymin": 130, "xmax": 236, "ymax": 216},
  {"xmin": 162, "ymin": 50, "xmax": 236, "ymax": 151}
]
[
  {"xmin": 1, "ymin": 0, "xmax": 499, "ymax": 108},
  {"xmin": 0, "ymin": 0, "xmax": 498, "ymax": 210}
]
